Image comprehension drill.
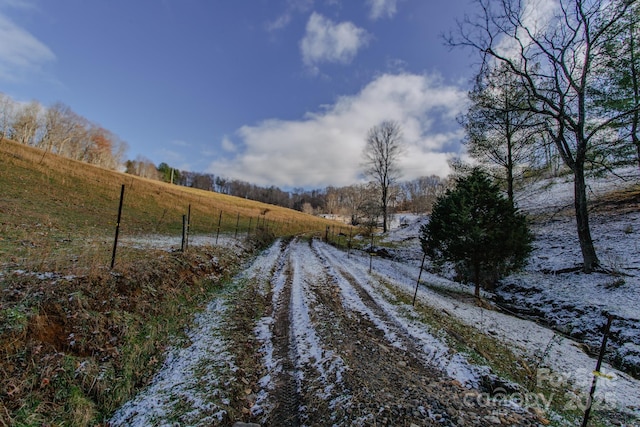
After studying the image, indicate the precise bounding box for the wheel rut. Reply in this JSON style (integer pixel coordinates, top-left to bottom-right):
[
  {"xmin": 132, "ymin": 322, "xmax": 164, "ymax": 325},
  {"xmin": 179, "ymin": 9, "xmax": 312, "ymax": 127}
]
[
  {"xmin": 267, "ymin": 243, "xmax": 302, "ymax": 427},
  {"xmin": 252, "ymin": 238, "xmax": 540, "ymax": 426}
]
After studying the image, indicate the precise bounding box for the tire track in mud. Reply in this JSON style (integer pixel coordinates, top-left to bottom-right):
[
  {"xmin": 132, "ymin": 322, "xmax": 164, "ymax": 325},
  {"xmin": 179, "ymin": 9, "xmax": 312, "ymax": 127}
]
[
  {"xmin": 270, "ymin": 259, "xmax": 302, "ymax": 427},
  {"xmin": 254, "ymin": 238, "xmax": 539, "ymax": 426},
  {"xmin": 258, "ymin": 238, "xmax": 301, "ymax": 427}
]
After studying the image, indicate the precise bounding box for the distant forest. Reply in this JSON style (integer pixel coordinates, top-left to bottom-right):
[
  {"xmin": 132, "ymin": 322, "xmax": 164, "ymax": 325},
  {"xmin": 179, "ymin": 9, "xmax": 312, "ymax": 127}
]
[{"xmin": 127, "ymin": 156, "xmax": 450, "ymax": 223}]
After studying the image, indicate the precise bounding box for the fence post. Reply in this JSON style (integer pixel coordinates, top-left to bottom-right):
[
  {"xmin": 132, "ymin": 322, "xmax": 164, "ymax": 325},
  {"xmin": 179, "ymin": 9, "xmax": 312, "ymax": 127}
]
[
  {"xmin": 181, "ymin": 214, "xmax": 187, "ymax": 252},
  {"xmin": 581, "ymin": 313, "xmax": 615, "ymax": 427},
  {"xmin": 186, "ymin": 204, "xmax": 191, "ymax": 250},
  {"xmin": 235, "ymin": 213, "xmax": 240, "ymax": 238},
  {"xmin": 369, "ymin": 233, "xmax": 374, "ymax": 273},
  {"xmin": 247, "ymin": 217, "xmax": 253, "ymax": 237},
  {"xmin": 215, "ymin": 211, "xmax": 222, "ymax": 244},
  {"xmin": 413, "ymin": 253, "xmax": 427, "ymax": 306},
  {"xmin": 110, "ymin": 184, "xmax": 125, "ymax": 269}
]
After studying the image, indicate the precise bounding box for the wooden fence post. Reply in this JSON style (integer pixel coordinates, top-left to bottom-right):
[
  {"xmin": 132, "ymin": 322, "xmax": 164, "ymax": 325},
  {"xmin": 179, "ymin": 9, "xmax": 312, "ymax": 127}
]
[
  {"xmin": 186, "ymin": 204, "xmax": 191, "ymax": 250},
  {"xmin": 181, "ymin": 214, "xmax": 187, "ymax": 252},
  {"xmin": 369, "ymin": 233, "xmax": 374, "ymax": 273}
]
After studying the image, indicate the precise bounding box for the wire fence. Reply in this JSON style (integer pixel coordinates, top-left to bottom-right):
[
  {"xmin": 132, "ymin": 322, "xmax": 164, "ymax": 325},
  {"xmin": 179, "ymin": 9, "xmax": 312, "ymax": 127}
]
[{"xmin": 108, "ymin": 184, "xmax": 353, "ymax": 268}]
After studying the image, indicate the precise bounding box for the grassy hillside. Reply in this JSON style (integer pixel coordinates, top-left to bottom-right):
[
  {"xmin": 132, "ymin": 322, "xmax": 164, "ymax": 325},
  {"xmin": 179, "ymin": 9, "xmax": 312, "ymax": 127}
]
[
  {"xmin": 0, "ymin": 138, "xmax": 343, "ymax": 272},
  {"xmin": 0, "ymin": 139, "xmax": 350, "ymax": 426}
]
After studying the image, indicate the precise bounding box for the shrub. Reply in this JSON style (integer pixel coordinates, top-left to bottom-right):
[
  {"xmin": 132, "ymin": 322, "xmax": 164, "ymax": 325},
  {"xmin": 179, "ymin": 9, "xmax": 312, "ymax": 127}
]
[{"xmin": 420, "ymin": 168, "xmax": 533, "ymax": 299}]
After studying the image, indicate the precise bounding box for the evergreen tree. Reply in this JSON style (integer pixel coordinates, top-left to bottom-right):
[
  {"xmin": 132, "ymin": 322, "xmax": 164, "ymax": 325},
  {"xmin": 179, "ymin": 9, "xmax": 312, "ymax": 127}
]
[{"xmin": 420, "ymin": 169, "xmax": 533, "ymax": 299}]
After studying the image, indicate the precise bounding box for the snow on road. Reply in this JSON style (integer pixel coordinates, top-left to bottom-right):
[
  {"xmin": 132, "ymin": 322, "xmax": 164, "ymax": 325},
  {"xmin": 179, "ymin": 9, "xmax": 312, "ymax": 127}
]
[
  {"xmin": 253, "ymin": 238, "xmax": 539, "ymax": 426},
  {"xmin": 110, "ymin": 232, "xmax": 639, "ymax": 426}
]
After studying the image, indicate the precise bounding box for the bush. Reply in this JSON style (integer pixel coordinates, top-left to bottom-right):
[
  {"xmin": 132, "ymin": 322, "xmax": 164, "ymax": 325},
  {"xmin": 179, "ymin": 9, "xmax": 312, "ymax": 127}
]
[{"xmin": 420, "ymin": 168, "xmax": 533, "ymax": 298}]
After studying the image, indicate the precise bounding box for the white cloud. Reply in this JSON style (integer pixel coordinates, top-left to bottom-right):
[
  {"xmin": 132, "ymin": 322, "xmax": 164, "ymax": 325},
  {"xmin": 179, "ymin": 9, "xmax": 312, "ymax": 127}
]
[
  {"xmin": 0, "ymin": 0, "xmax": 37, "ymax": 10},
  {"xmin": 170, "ymin": 139, "xmax": 191, "ymax": 147},
  {"xmin": 367, "ymin": 0, "xmax": 398, "ymax": 20},
  {"xmin": 266, "ymin": 12, "xmax": 293, "ymax": 32},
  {"xmin": 0, "ymin": 11, "xmax": 54, "ymax": 81},
  {"xmin": 496, "ymin": 0, "xmax": 559, "ymax": 59},
  {"xmin": 208, "ymin": 73, "xmax": 467, "ymax": 188},
  {"xmin": 221, "ymin": 136, "xmax": 236, "ymax": 152},
  {"xmin": 265, "ymin": 0, "xmax": 314, "ymax": 32},
  {"xmin": 155, "ymin": 148, "xmax": 191, "ymax": 172},
  {"xmin": 300, "ymin": 12, "xmax": 370, "ymax": 72}
]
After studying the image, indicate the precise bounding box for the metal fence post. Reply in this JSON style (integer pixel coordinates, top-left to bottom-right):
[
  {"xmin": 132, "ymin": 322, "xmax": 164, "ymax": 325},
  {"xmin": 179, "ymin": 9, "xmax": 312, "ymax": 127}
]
[{"xmin": 110, "ymin": 184, "xmax": 125, "ymax": 269}]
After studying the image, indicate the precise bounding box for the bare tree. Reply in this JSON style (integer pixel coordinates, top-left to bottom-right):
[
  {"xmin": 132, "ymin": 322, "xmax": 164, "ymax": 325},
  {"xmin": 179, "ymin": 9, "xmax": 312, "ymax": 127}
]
[
  {"xmin": 39, "ymin": 103, "xmax": 84, "ymax": 161},
  {"xmin": 0, "ymin": 93, "xmax": 15, "ymax": 143},
  {"xmin": 401, "ymin": 176, "xmax": 449, "ymax": 214},
  {"xmin": 460, "ymin": 63, "xmax": 541, "ymax": 205},
  {"xmin": 11, "ymin": 100, "xmax": 42, "ymax": 146},
  {"xmin": 362, "ymin": 121, "xmax": 403, "ymax": 232},
  {"xmin": 447, "ymin": 0, "xmax": 636, "ymax": 272}
]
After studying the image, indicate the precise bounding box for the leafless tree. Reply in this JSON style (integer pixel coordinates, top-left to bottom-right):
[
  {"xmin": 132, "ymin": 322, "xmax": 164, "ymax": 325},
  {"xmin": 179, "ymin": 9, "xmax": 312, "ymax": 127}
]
[
  {"xmin": 447, "ymin": 0, "xmax": 636, "ymax": 272},
  {"xmin": 362, "ymin": 120, "xmax": 403, "ymax": 232},
  {"xmin": 0, "ymin": 93, "xmax": 15, "ymax": 143},
  {"xmin": 11, "ymin": 100, "xmax": 42, "ymax": 146},
  {"xmin": 400, "ymin": 176, "xmax": 449, "ymax": 214},
  {"xmin": 460, "ymin": 63, "xmax": 541, "ymax": 205}
]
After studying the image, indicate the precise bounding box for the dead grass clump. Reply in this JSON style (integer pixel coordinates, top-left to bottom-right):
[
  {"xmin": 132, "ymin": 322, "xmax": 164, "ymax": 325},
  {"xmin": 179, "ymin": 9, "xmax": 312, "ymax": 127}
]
[{"xmin": 0, "ymin": 244, "xmax": 252, "ymax": 426}]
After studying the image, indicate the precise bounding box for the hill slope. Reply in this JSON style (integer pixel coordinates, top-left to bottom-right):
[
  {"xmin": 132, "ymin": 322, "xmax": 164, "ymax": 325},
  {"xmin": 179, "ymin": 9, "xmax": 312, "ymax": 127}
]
[{"xmin": 0, "ymin": 138, "xmax": 342, "ymax": 271}]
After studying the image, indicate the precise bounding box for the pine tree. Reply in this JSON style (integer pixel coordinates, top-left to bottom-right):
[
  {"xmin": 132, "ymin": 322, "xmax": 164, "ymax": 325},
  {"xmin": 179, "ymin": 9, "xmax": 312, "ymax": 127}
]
[{"xmin": 420, "ymin": 169, "xmax": 533, "ymax": 299}]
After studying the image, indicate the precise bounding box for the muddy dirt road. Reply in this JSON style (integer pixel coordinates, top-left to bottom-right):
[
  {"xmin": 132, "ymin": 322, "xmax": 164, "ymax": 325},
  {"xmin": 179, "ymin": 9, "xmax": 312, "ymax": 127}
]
[{"xmin": 111, "ymin": 238, "xmax": 541, "ymax": 426}]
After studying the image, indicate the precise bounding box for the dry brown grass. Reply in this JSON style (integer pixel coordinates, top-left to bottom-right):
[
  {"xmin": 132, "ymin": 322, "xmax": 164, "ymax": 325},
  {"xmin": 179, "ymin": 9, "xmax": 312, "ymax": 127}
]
[{"xmin": 0, "ymin": 138, "xmax": 343, "ymax": 272}]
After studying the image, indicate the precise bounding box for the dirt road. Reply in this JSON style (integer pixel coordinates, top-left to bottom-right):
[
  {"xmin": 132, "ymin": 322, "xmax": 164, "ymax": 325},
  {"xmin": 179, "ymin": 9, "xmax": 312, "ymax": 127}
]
[
  {"xmin": 111, "ymin": 238, "xmax": 540, "ymax": 426},
  {"xmin": 252, "ymin": 238, "xmax": 540, "ymax": 426}
]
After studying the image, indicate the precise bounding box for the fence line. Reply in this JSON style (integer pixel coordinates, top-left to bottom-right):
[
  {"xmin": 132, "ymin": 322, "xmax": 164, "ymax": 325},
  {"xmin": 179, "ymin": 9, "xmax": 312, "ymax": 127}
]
[{"xmin": 109, "ymin": 183, "xmax": 344, "ymax": 266}]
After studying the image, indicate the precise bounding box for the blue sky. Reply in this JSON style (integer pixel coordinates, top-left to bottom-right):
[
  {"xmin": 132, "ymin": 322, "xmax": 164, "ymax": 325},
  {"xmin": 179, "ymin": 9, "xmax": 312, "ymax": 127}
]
[{"xmin": 0, "ymin": 0, "xmax": 480, "ymax": 188}]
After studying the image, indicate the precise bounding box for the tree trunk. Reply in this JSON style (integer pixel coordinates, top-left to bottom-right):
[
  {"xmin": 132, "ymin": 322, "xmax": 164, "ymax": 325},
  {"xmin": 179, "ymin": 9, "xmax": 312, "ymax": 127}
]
[
  {"xmin": 636, "ymin": 138, "xmax": 640, "ymax": 174},
  {"xmin": 382, "ymin": 185, "xmax": 388, "ymax": 233},
  {"xmin": 574, "ymin": 161, "xmax": 599, "ymax": 272},
  {"xmin": 506, "ymin": 137, "xmax": 514, "ymax": 206}
]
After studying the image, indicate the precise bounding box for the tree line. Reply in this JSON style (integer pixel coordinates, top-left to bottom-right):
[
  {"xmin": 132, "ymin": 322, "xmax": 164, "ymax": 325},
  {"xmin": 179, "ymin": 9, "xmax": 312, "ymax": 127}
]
[
  {"xmin": 128, "ymin": 156, "xmax": 450, "ymax": 221},
  {"xmin": 0, "ymin": 94, "xmax": 127, "ymax": 170}
]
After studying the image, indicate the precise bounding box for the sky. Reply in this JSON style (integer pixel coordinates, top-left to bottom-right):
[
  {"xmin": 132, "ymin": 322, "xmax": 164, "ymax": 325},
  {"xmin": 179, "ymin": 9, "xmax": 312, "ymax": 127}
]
[{"xmin": 0, "ymin": 0, "xmax": 483, "ymax": 189}]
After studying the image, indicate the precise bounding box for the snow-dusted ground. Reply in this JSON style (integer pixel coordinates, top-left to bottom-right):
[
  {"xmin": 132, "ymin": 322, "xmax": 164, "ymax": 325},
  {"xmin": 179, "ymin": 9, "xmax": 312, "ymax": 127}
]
[
  {"xmin": 109, "ymin": 169, "xmax": 640, "ymax": 425},
  {"xmin": 109, "ymin": 298, "xmax": 237, "ymax": 426},
  {"xmin": 375, "ymin": 169, "xmax": 640, "ymax": 419},
  {"xmin": 110, "ymin": 239, "xmax": 279, "ymax": 426},
  {"xmin": 342, "ymin": 240, "xmax": 640, "ymax": 418},
  {"xmin": 119, "ymin": 233, "xmax": 239, "ymax": 251}
]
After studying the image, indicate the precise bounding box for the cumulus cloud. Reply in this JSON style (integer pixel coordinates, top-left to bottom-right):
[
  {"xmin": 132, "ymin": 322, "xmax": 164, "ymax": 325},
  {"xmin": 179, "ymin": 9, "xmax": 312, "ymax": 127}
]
[
  {"xmin": 0, "ymin": 11, "xmax": 54, "ymax": 81},
  {"xmin": 300, "ymin": 12, "xmax": 370, "ymax": 72},
  {"xmin": 208, "ymin": 73, "xmax": 467, "ymax": 188},
  {"xmin": 367, "ymin": 0, "xmax": 398, "ymax": 20}
]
